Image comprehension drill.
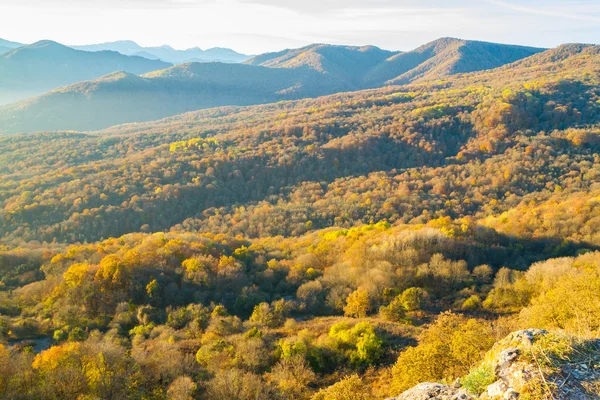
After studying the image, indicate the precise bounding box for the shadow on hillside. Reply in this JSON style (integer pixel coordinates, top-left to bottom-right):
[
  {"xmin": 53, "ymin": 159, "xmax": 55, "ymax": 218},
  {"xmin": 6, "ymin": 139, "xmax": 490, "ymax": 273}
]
[{"xmin": 449, "ymin": 225, "xmax": 600, "ymax": 270}]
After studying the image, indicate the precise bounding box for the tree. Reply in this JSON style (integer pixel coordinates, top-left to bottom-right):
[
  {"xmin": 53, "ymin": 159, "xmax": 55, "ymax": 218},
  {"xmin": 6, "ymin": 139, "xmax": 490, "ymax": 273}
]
[
  {"xmin": 203, "ymin": 368, "xmax": 276, "ymax": 400},
  {"xmin": 32, "ymin": 343, "xmax": 88, "ymax": 399},
  {"xmin": 520, "ymin": 269, "xmax": 600, "ymax": 335},
  {"xmin": 461, "ymin": 295, "xmax": 482, "ymax": 311},
  {"xmin": 473, "ymin": 265, "xmax": 493, "ymax": 283},
  {"xmin": 400, "ymin": 287, "xmax": 428, "ymax": 312},
  {"xmin": 167, "ymin": 376, "xmax": 197, "ymax": 400},
  {"xmin": 268, "ymin": 356, "xmax": 316, "ymax": 399},
  {"xmin": 343, "ymin": 289, "xmax": 371, "ymax": 318},
  {"xmin": 249, "ymin": 299, "xmax": 291, "ymax": 328}
]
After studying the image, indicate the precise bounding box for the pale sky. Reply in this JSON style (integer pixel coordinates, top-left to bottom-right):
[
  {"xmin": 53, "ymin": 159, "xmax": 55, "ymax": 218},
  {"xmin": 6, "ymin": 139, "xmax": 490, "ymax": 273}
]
[{"xmin": 1, "ymin": 0, "xmax": 599, "ymax": 54}]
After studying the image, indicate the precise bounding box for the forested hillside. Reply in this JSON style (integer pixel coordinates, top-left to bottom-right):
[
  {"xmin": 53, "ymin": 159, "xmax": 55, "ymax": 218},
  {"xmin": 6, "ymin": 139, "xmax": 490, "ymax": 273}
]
[
  {"xmin": 1, "ymin": 42, "xmax": 600, "ymax": 400},
  {"xmin": 249, "ymin": 38, "xmax": 543, "ymax": 88},
  {"xmin": 0, "ymin": 38, "xmax": 544, "ymax": 133},
  {"xmin": 0, "ymin": 43, "xmax": 598, "ymax": 246}
]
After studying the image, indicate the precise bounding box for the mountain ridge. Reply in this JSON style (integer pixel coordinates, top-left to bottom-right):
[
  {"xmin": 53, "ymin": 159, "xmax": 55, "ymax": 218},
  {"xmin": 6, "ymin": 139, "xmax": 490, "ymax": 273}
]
[
  {"xmin": 73, "ymin": 40, "xmax": 252, "ymax": 64},
  {"xmin": 0, "ymin": 61, "xmax": 344, "ymax": 133},
  {"xmin": 0, "ymin": 38, "xmax": 23, "ymax": 49},
  {"xmin": 0, "ymin": 38, "xmax": 555, "ymax": 133},
  {"xmin": 0, "ymin": 40, "xmax": 171, "ymax": 105}
]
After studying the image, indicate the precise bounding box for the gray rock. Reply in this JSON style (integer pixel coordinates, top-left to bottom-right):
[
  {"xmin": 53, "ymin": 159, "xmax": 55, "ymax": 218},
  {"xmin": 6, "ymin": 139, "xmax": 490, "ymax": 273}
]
[
  {"xmin": 507, "ymin": 329, "xmax": 548, "ymax": 346},
  {"xmin": 487, "ymin": 380, "xmax": 508, "ymax": 397},
  {"xmin": 495, "ymin": 348, "xmax": 520, "ymax": 375},
  {"xmin": 387, "ymin": 382, "xmax": 475, "ymax": 400}
]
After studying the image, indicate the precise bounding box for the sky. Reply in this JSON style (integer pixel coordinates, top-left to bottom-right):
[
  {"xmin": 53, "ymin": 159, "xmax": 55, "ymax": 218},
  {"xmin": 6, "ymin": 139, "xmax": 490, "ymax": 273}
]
[{"xmin": 1, "ymin": 0, "xmax": 599, "ymax": 54}]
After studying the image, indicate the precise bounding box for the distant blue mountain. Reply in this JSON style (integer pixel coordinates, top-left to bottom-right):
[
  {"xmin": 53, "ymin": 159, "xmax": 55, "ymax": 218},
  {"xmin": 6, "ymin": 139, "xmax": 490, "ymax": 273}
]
[
  {"xmin": 0, "ymin": 40, "xmax": 171, "ymax": 105},
  {"xmin": 0, "ymin": 38, "xmax": 24, "ymax": 49},
  {"xmin": 73, "ymin": 40, "xmax": 252, "ymax": 64}
]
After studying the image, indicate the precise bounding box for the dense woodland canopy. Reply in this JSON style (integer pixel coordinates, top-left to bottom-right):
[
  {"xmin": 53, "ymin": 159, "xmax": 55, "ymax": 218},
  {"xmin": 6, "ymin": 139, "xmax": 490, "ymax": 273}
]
[{"xmin": 1, "ymin": 42, "xmax": 600, "ymax": 399}]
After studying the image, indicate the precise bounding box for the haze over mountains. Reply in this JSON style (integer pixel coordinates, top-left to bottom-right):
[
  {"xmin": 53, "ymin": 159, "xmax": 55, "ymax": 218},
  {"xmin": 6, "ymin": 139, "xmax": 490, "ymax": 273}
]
[
  {"xmin": 0, "ymin": 38, "xmax": 24, "ymax": 58},
  {"xmin": 0, "ymin": 38, "xmax": 23, "ymax": 49},
  {"xmin": 0, "ymin": 38, "xmax": 545, "ymax": 133},
  {"xmin": 0, "ymin": 40, "xmax": 170, "ymax": 105},
  {"xmin": 73, "ymin": 40, "xmax": 252, "ymax": 64}
]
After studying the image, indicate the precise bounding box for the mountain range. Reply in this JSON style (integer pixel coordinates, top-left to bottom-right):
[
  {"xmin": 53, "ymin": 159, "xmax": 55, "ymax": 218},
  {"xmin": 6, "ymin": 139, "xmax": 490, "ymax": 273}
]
[
  {"xmin": 0, "ymin": 40, "xmax": 170, "ymax": 105},
  {"xmin": 0, "ymin": 41, "xmax": 598, "ymax": 244},
  {"xmin": 0, "ymin": 38, "xmax": 546, "ymax": 133},
  {"xmin": 73, "ymin": 40, "xmax": 252, "ymax": 64},
  {"xmin": 247, "ymin": 38, "xmax": 543, "ymax": 87}
]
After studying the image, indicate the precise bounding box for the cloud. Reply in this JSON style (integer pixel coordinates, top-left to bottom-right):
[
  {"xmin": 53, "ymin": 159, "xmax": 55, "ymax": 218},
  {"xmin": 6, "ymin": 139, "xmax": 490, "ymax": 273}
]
[
  {"xmin": 0, "ymin": 0, "xmax": 219, "ymax": 8},
  {"xmin": 236, "ymin": 0, "xmax": 465, "ymax": 15},
  {"xmin": 1, "ymin": 0, "xmax": 598, "ymax": 54},
  {"xmin": 484, "ymin": 0, "xmax": 600, "ymax": 23}
]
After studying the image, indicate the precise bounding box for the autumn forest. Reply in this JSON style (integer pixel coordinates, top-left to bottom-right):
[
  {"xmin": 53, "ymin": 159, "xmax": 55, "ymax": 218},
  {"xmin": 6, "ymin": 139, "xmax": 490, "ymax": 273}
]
[{"xmin": 0, "ymin": 36, "xmax": 600, "ymax": 400}]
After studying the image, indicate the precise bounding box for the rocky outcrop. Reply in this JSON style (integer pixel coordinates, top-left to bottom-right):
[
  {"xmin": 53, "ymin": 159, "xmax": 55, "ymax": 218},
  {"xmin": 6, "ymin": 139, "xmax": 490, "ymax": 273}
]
[
  {"xmin": 387, "ymin": 382, "xmax": 475, "ymax": 400},
  {"xmin": 479, "ymin": 329, "xmax": 547, "ymax": 399},
  {"xmin": 389, "ymin": 329, "xmax": 600, "ymax": 400}
]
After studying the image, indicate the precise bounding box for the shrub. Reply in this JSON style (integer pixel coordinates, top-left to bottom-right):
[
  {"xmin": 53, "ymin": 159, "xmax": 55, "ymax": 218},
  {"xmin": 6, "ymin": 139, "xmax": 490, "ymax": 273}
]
[
  {"xmin": 391, "ymin": 312, "xmax": 494, "ymax": 394},
  {"xmin": 462, "ymin": 363, "xmax": 495, "ymax": 395},
  {"xmin": 461, "ymin": 295, "xmax": 482, "ymax": 311},
  {"xmin": 311, "ymin": 374, "xmax": 371, "ymax": 400},
  {"xmin": 329, "ymin": 322, "xmax": 383, "ymax": 367},
  {"xmin": 379, "ymin": 296, "xmax": 408, "ymax": 322}
]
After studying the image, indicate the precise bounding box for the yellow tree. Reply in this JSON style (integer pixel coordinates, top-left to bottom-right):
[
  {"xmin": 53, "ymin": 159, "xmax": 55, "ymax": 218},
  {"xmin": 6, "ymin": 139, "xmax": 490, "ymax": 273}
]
[{"xmin": 344, "ymin": 288, "xmax": 371, "ymax": 318}]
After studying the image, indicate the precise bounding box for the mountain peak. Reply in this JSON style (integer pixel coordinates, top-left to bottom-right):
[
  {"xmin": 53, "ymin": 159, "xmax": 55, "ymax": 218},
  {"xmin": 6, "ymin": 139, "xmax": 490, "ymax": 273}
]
[
  {"xmin": 29, "ymin": 40, "xmax": 67, "ymax": 48},
  {"xmin": 97, "ymin": 70, "xmax": 139, "ymax": 80},
  {"xmin": 363, "ymin": 37, "xmax": 545, "ymax": 86},
  {"xmin": 1, "ymin": 40, "xmax": 73, "ymax": 58},
  {"xmin": 111, "ymin": 40, "xmax": 140, "ymax": 46}
]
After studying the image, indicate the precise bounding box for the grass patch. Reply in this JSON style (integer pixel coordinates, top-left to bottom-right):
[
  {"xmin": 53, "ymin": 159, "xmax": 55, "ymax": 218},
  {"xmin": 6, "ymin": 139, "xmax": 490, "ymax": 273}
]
[{"xmin": 462, "ymin": 363, "xmax": 496, "ymax": 395}]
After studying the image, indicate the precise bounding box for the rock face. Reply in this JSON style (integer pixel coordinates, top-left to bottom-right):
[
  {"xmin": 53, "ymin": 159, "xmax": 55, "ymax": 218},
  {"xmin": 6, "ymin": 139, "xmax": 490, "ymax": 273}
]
[
  {"xmin": 389, "ymin": 329, "xmax": 600, "ymax": 400},
  {"xmin": 387, "ymin": 382, "xmax": 475, "ymax": 400},
  {"xmin": 480, "ymin": 329, "xmax": 547, "ymax": 399}
]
